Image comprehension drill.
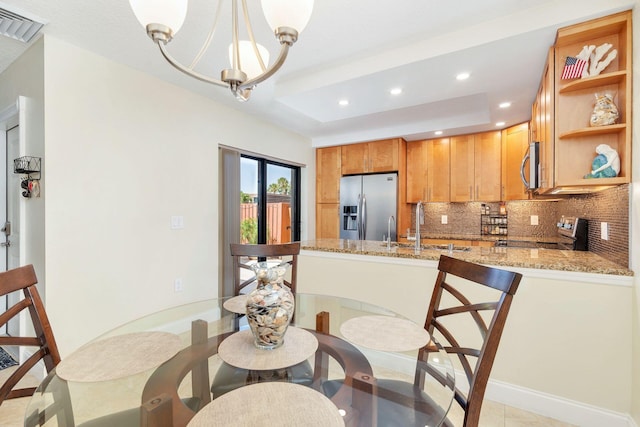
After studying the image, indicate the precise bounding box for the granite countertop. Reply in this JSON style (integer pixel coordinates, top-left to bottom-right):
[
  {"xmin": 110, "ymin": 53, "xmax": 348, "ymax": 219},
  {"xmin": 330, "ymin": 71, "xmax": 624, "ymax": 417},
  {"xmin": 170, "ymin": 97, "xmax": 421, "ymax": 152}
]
[
  {"xmin": 300, "ymin": 239, "xmax": 633, "ymax": 277},
  {"xmin": 400, "ymin": 233, "xmax": 566, "ymax": 244}
]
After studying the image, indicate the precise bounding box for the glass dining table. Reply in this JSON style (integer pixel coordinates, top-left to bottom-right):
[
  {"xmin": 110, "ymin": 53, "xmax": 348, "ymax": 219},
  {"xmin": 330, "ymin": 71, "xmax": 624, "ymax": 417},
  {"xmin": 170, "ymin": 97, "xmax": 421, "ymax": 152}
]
[{"xmin": 24, "ymin": 293, "xmax": 456, "ymax": 427}]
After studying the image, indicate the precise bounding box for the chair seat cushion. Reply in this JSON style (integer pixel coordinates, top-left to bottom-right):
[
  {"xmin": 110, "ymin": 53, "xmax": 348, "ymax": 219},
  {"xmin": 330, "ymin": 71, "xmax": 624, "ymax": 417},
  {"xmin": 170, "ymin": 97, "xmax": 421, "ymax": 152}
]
[
  {"xmin": 210, "ymin": 360, "xmax": 314, "ymax": 399},
  {"xmin": 323, "ymin": 378, "xmax": 452, "ymax": 427}
]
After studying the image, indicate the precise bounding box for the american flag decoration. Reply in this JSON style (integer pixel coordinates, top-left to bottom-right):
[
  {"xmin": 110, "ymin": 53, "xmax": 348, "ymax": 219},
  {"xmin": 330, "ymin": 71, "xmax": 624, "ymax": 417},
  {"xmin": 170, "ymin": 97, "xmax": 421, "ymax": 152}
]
[{"xmin": 561, "ymin": 56, "xmax": 587, "ymax": 79}]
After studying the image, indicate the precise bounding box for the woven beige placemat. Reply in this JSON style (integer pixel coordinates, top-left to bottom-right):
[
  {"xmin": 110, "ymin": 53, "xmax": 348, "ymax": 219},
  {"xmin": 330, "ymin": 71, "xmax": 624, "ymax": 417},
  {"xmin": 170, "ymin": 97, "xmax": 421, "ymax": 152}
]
[
  {"xmin": 340, "ymin": 315, "xmax": 430, "ymax": 352},
  {"xmin": 222, "ymin": 294, "xmax": 248, "ymax": 314},
  {"xmin": 218, "ymin": 327, "xmax": 317, "ymax": 370},
  {"xmin": 187, "ymin": 382, "xmax": 344, "ymax": 427},
  {"xmin": 56, "ymin": 331, "xmax": 183, "ymax": 382}
]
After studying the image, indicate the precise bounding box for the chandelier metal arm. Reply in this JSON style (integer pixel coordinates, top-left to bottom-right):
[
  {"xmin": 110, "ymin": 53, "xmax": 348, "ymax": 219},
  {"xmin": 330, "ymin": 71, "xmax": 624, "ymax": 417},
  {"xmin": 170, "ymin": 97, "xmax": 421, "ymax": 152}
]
[
  {"xmin": 238, "ymin": 41, "xmax": 290, "ymax": 90},
  {"xmin": 157, "ymin": 41, "xmax": 228, "ymax": 88}
]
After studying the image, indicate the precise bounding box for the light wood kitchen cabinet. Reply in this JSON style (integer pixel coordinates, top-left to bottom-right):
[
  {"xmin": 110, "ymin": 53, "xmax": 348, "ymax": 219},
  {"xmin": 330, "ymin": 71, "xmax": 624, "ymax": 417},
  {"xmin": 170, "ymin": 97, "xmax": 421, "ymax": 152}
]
[
  {"xmin": 450, "ymin": 132, "xmax": 501, "ymax": 202},
  {"xmin": 341, "ymin": 139, "xmax": 400, "ymax": 175},
  {"xmin": 531, "ymin": 48, "xmax": 555, "ymax": 193},
  {"xmin": 502, "ymin": 123, "xmax": 530, "ymax": 201},
  {"xmin": 316, "ymin": 146, "xmax": 341, "ymax": 203},
  {"xmin": 551, "ymin": 11, "xmax": 631, "ymax": 191},
  {"xmin": 406, "ymin": 138, "xmax": 450, "ymax": 203},
  {"xmin": 449, "ymin": 135, "xmax": 474, "ymax": 202},
  {"xmin": 315, "ymin": 146, "xmax": 341, "ymax": 238},
  {"xmin": 316, "ymin": 203, "xmax": 340, "ymax": 239}
]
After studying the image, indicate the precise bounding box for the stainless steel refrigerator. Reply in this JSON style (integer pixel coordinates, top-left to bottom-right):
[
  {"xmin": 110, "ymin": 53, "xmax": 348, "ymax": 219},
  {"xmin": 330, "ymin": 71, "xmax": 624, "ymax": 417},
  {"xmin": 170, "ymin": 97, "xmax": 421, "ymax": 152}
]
[{"xmin": 340, "ymin": 173, "xmax": 397, "ymax": 241}]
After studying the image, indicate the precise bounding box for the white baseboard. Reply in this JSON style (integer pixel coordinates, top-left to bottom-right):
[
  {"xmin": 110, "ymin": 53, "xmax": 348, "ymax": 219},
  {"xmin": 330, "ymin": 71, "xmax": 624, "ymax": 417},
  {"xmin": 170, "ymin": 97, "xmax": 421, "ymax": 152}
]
[
  {"xmin": 359, "ymin": 346, "xmax": 634, "ymax": 427},
  {"xmin": 484, "ymin": 378, "xmax": 632, "ymax": 427}
]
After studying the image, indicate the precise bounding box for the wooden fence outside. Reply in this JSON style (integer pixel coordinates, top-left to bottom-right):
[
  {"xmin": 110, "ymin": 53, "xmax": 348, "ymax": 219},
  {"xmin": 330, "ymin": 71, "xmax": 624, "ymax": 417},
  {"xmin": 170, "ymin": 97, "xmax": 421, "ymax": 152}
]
[{"xmin": 240, "ymin": 203, "xmax": 291, "ymax": 244}]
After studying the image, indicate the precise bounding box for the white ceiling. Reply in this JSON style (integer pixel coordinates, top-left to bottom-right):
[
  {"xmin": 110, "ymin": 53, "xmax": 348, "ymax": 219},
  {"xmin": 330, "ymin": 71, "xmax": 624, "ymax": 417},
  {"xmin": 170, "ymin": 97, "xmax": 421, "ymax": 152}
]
[{"xmin": 0, "ymin": 0, "xmax": 635, "ymax": 146}]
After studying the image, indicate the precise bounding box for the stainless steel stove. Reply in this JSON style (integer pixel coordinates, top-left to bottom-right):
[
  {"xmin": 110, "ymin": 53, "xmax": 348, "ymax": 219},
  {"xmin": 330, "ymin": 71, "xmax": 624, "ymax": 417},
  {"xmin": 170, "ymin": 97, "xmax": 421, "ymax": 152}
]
[{"xmin": 557, "ymin": 217, "xmax": 588, "ymax": 251}]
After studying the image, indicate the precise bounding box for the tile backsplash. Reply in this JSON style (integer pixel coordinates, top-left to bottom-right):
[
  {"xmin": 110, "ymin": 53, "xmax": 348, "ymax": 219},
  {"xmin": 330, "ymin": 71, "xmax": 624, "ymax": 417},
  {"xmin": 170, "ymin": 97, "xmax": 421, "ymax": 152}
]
[{"xmin": 411, "ymin": 184, "xmax": 629, "ymax": 267}]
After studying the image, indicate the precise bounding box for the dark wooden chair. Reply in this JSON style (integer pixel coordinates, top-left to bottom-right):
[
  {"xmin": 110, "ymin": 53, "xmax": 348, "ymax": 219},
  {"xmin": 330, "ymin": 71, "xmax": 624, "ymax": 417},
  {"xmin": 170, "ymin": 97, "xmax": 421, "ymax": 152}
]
[
  {"xmin": 211, "ymin": 242, "xmax": 312, "ymax": 398},
  {"xmin": 229, "ymin": 242, "xmax": 300, "ymax": 296},
  {"xmin": 0, "ymin": 265, "xmax": 60, "ymax": 404},
  {"xmin": 0, "ymin": 264, "xmax": 73, "ymax": 426},
  {"xmin": 323, "ymin": 255, "xmax": 522, "ymax": 427}
]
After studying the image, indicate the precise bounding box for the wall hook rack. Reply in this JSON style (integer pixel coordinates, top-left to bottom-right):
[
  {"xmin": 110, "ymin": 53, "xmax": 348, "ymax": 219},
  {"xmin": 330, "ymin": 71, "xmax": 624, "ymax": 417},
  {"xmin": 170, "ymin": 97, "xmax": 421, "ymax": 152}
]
[{"xmin": 13, "ymin": 156, "xmax": 41, "ymax": 198}]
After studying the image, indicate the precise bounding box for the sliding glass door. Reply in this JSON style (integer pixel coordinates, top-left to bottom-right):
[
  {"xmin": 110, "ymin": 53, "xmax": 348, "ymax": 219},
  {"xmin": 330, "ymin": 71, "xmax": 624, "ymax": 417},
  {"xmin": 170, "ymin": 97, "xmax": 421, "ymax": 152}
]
[{"xmin": 240, "ymin": 155, "xmax": 300, "ymax": 244}]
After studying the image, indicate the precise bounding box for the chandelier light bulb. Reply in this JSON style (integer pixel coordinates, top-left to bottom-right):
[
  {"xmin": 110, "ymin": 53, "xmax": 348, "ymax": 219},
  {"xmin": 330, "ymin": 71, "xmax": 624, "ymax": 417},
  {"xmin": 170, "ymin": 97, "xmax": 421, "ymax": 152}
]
[
  {"xmin": 261, "ymin": 0, "xmax": 314, "ymax": 33},
  {"xmin": 229, "ymin": 41, "xmax": 271, "ymax": 80},
  {"xmin": 129, "ymin": 0, "xmax": 188, "ymax": 35}
]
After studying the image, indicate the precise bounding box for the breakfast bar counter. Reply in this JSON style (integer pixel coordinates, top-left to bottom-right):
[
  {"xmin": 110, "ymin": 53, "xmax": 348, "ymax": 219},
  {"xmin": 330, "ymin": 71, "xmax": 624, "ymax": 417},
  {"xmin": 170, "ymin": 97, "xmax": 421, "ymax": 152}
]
[
  {"xmin": 300, "ymin": 238, "xmax": 633, "ymax": 276},
  {"xmin": 296, "ymin": 239, "xmax": 634, "ymax": 422}
]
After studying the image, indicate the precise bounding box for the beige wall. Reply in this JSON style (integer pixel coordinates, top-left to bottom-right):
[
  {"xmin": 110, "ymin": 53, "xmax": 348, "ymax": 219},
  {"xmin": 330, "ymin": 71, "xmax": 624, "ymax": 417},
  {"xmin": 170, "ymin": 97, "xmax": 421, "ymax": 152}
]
[
  {"xmin": 631, "ymin": 4, "xmax": 640, "ymax": 425},
  {"xmin": 0, "ymin": 36, "xmax": 314, "ymax": 356},
  {"xmin": 298, "ymin": 253, "xmax": 633, "ymax": 416}
]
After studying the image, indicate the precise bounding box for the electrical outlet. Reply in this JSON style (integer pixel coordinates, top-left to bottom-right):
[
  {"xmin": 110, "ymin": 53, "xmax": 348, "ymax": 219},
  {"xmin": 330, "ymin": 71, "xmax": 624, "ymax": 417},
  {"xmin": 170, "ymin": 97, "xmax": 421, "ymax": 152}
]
[
  {"xmin": 171, "ymin": 216, "xmax": 184, "ymax": 229},
  {"xmin": 601, "ymin": 222, "xmax": 609, "ymax": 240},
  {"xmin": 441, "ymin": 215, "xmax": 448, "ymax": 224},
  {"xmin": 530, "ymin": 215, "xmax": 539, "ymax": 226},
  {"xmin": 174, "ymin": 278, "xmax": 183, "ymax": 292}
]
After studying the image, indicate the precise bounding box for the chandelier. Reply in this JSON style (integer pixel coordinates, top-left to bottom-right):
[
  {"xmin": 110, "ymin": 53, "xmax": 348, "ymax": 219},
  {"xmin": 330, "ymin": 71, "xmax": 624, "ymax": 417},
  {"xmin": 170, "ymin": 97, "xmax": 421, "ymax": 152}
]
[{"xmin": 129, "ymin": 0, "xmax": 314, "ymax": 101}]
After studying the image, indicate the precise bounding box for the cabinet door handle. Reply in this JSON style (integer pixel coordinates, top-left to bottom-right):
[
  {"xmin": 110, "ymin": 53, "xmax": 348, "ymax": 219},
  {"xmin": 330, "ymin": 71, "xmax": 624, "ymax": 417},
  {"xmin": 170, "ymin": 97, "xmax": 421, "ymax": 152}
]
[
  {"xmin": 476, "ymin": 186, "xmax": 479, "ymax": 199},
  {"xmin": 469, "ymin": 186, "xmax": 472, "ymax": 200},
  {"xmin": 363, "ymin": 159, "xmax": 366, "ymax": 171}
]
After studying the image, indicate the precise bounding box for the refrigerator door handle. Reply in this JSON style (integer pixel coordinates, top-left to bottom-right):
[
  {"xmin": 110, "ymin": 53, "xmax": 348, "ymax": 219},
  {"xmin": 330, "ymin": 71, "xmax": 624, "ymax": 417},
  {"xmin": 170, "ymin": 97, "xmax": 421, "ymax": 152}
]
[
  {"xmin": 361, "ymin": 194, "xmax": 367, "ymax": 240},
  {"xmin": 356, "ymin": 194, "xmax": 362, "ymax": 240}
]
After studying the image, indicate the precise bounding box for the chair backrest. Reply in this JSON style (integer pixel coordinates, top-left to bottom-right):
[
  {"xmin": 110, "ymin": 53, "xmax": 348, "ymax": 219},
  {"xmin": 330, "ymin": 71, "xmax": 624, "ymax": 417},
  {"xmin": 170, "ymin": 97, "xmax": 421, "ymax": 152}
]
[
  {"xmin": 0, "ymin": 264, "xmax": 60, "ymax": 405},
  {"xmin": 418, "ymin": 255, "xmax": 522, "ymax": 427},
  {"xmin": 229, "ymin": 243, "xmax": 300, "ymax": 296}
]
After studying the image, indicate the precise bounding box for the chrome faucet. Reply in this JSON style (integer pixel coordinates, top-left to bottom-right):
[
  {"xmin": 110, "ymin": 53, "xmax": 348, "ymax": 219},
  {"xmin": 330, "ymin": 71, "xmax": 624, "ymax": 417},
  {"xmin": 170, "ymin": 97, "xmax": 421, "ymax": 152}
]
[
  {"xmin": 415, "ymin": 201, "xmax": 424, "ymax": 252},
  {"xmin": 387, "ymin": 215, "xmax": 395, "ymax": 250}
]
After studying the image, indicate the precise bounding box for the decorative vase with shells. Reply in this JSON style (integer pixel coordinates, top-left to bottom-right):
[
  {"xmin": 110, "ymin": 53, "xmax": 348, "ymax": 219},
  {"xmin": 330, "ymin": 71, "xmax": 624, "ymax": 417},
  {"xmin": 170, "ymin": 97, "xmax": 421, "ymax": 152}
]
[{"xmin": 245, "ymin": 262, "xmax": 294, "ymax": 349}]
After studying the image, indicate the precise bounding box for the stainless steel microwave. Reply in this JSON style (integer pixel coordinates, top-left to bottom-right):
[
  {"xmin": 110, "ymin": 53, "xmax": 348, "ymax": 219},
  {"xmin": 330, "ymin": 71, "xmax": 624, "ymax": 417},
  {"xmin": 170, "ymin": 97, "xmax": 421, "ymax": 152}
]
[{"xmin": 520, "ymin": 141, "xmax": 540, "ymax": 190}]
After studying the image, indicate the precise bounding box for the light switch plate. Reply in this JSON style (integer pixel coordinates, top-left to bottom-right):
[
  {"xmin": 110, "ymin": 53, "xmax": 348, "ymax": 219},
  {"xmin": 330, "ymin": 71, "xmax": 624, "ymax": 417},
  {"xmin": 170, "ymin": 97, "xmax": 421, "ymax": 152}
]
[
  {"xmin": 441, "ymin": 215, "xmax": 448, "ymax": 224},
  {"xmin": 530, "ymin": 215, "xmax": 539, "ymax": 226},
  {"xmin": 601, "ymin": 222, "xmax": 609, "ymax": 240}
]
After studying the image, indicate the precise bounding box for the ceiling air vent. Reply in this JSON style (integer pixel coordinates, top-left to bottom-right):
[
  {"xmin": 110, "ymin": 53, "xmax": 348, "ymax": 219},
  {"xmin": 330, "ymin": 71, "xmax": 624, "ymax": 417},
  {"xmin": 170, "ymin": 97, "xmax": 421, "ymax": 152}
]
[{"xmin": 0, "ymin": 7, "xmax": 44, "ymax": 43}]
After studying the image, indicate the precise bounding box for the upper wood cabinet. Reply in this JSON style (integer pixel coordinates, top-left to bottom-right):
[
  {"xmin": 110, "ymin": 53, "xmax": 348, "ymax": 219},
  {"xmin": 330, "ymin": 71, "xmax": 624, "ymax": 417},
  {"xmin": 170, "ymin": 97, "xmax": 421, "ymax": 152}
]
[
  {"xmin": 475, "ymin": 131, "xmax": 502, "ymax": 201},
  {"xmin": 502, "ymin": 123, "xmax": 530, "ymax": 201},
  {"xmin": 341, "ymin": 139, "xmax": 401, "ymax": 175},
  {"xmin": 450, "ymin": 132, "xmax": 502, "ymax": 202},
  {"xmin": 316, "ymin": 146, "xmax": 341, "ymax": 203},
  {"xmin": 531, "ymin": 48, "xmax": 555, "ymax": 193},
  {"xmin": 406, "ymin": 138, "xmax": 450, "ymax": 203},
  {"xmin": 551, "ymin": 11, "xmax": 631, "ymax": 191}
]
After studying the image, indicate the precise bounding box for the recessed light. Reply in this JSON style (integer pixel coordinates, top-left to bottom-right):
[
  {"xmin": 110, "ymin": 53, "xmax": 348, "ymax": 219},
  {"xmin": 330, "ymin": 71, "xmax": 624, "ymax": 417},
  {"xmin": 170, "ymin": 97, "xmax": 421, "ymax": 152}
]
[
  {"xmin": 456, "ymin": 72, "xmax": 470, "ymax": 81},
  {"xmin": 499, "ymin": 102, "xmax": 512, "ymax": 109},
  {"xmin": 338, "ymin": 99, "xmax": 349, "ymax": 106},
  {"xmin": 434, "ymin": 131, "xmax": 443, "ymax": 136},
  {"xmin": 496, "ymin": 121, "xmax": 506, "ymax": 127},
  {"xmin": 390, "ymin": 87, "xmax": 403, "ymax": 95}
]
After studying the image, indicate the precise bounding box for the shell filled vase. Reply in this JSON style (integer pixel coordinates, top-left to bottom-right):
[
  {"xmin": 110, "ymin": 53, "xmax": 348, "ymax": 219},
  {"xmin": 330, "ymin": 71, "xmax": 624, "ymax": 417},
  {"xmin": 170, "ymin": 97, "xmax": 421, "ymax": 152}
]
[{"xmin": 245, "ymin": 262, "xmax": 294, "ymax": 349}]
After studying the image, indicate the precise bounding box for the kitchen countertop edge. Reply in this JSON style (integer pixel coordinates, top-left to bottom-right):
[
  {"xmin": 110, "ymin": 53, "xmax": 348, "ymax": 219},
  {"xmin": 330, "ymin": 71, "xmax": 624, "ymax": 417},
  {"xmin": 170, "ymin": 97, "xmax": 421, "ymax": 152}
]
[{"xmin": 300, "ymin": 239, "xmax": 633, "ymax": 278}]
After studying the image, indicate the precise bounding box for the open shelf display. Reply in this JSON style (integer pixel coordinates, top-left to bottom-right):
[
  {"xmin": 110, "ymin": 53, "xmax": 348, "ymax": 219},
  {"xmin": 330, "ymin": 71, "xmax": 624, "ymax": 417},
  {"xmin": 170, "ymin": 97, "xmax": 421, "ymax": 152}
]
[{"xmin": 553, "ymin": 10, "xmax": 631, "ymax": 188}]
